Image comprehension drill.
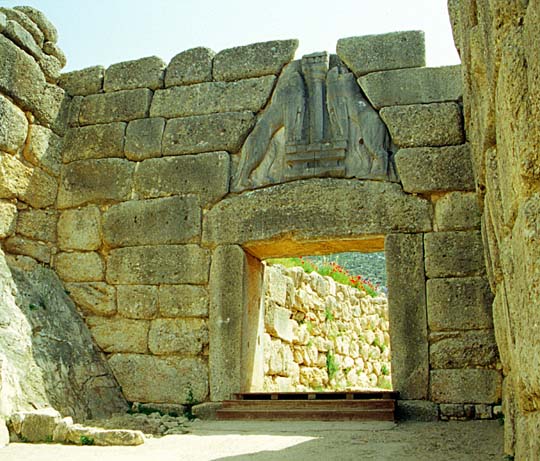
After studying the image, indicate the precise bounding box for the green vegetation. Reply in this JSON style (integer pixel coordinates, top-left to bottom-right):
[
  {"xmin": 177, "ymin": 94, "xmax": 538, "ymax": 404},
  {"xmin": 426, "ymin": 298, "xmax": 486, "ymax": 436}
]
[
  {"xmin": 80, "ymin": 435, "xmax": 95, "ymax": 445},
  {"xmin": 326, "ymin": 350, "xmax": 339, "ymax": 380},
  {"xmin": 267, "ymin": 256, "xmax": 381, "ymax": 297},
  {"xmin": 324, "ymin": 305, "xmax": 334, "ymax": 322},
  {"xmin": 183, "ymin": 387, "xmax": 199, "ymax": 421},
  {"xmin": 381, "ymin": 364, "xmax": 390, "ymax": 376}
]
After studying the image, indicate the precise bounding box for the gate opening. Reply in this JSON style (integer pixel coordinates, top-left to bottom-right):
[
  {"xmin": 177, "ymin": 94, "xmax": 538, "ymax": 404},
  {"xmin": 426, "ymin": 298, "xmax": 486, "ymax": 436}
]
[{"xmin": 253, "ymin": 251, "xmax": 391, "ymax": 393}]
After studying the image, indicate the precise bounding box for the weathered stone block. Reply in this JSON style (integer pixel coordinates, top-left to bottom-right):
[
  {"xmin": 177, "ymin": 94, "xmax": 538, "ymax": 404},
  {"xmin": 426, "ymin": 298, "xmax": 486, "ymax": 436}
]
[
  {"xmin": 125, "ymin": 117, "xmax": 164, "ymax": 160},
  {"xmin": 149, "ymin": 318, "xmax": 209, "ymax": 355},
  {"xmin": 16, "ymin": 209, "xmax": 57, "ymax": 242},
  {"xmin": 0, "ymin": 34, "xmax": 45, "ymax": 111},
  {"xmin": 213, "ymin": 40, "xmax": 298, "ymax": 82},
  {"xmin": 106, "ymin": 245, "xmax": 210, "ymax": 285},
  {"xmin": 102, "ymin": 196, "xmax": 201, "ymax": 247},
  {"xmin": 386, "ymin": 233, "xmax": 429, "ymax": 400},
  {"xmin": 13, "ymin": 408, "xmax": 61, "ymax": 443},
  {"xmin": 359, "ymin": 65, "xmax": 462, "ymax": 109},
  {"xmin": 380, "ymin": 102, "xmax": 464, "ymax": 148},
  {"xmin": 59, "ymin": 66, "xmax": 104, "ymax": 96},
  {"xmin": 209, "ymin": 245, "xmax": 247, "ymax": 400},
  {"xmin": 395, "ymin": 144, "xmax": 475, "ymax": 193},
  {"xmin": 58, "ymin": 205, "xmax": 101, "ymax": 250},
  {"xmin": 0, "ymin": 153, "xmax": 57, "ymax": 208},
  {"xmin": 117, "ymin": 285, "xmax": 158, "ymax": 319},
  {"xmin": 424, "ymin": 231, "xmax": 486, "ymax": 278},
  {"xmin": 39, "ymin": 53, "xmax": 62, "ymax": 83},
  {"xmin": 165, "ymin": 47, "xmax": 214, "ymax": 87},
  {"xmin": 265, "ymin": 305, "xmax": 294, "ymax": 343},
  {"xmin": 55, "ymin": 251, "xmax": 104, "ymax": 282},
  {"xmin": 79, "ymin": 89, "xmax": 152, "ymax": 125},
  {"xmin": 24, "ymin": 124, "xmax": 62, "ymax": 177},
  {"xmin": 104, "ymin": 56, "xmax": 165, "ymax": 91},
  {"xmin": 203, "ymin": 180, "xmax": 432, "ymax": 249},
  {"xmin": 4, "ymin": 235, "xmax": 51, "ymax": 263},
  {"xmin": 435, "ymin": 192, "xmax": 481, "ymax": 231},
  {"xmin": 4, "ymin": 19, "xmax": 41, "ymax": 60},
  {"xmin": 134, "ymin": 151, "xmax": 230, "ymax": 206},
  {"xmin": 108, "ymin": 354, "xmax": 208, "ymax": 403},
  {"xmin": 0, "ymin": 201, "xmax": 17, "ymax": 238},
  {"xmin": 65, "ymin": 282, "xmax": 117, "ymax": 316},
  {"xmin": 336, "ymin": 31, "xmax": 425, "ymax": 77},
  {"xmin": 13, "ymin": 6, "xmax": 58, "ymax": 43},
  {"xmin": 0, "ymin": 417, "xmax": 7, "ymax": 447},
  {"xmin": 57, "ymin": 158, "xmax": 134, "ymax": 208},
  {"xmin": 162, "ymin": 112, "xmax": 254, "ymax": 155},
  {"xmin": 87, "ymin": 316, "xmax": 148, "ymax": 353},
  {"xmin": 62, "ymin": 122, "xmax": 126, "ymax": 163},
  {"xmin": 265, "ymin": 265, "xmax": 288, "ymax": 306},
  {"xmin": 396, "ymin": 400, "xmax": 439, "ymax": 421},
  {"xmin": 43, "ymin": 41, "xmax": 66, "ymax": 68},
  {"xmin": 151, "ymin": 76, "xmax": 275, "ymax": 119},
  {"xmin": 158, "ymin": 285, "xmax": 209, "ymax": 318},
  {"xmin": 32, "ymin": 83, "xmax": 67, "ymax": 133},
  {"xmin": 427, "ymin": 276, "xmax": 494, "ymax": 331},
  {"xmin": 430, "ymin": 330, "xmax": 499, "ymax": 368},
  {"xmin": 431, "ymin": 369, "xmax": 502, "ymax": 404},
  {"xmin": 1, "ymin": 7, "xmax": 44, "ymax": 47},
  {"xmin": 0, "ymin": 93, "xmax": 28, "ymax": 154}
]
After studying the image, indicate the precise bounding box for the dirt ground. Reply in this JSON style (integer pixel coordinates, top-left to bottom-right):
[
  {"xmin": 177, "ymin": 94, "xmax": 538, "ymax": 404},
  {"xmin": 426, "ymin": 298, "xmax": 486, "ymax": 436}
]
[{"xmin": 1, "ymin": 419, "xmax": 504, "ymax": 461}]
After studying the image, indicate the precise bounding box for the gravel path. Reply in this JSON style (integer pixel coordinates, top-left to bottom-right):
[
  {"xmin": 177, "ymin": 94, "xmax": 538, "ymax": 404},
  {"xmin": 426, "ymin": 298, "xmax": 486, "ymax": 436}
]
[{"xmin": 1, "ymin": 419, "xmax": 504, "ymax": 460}]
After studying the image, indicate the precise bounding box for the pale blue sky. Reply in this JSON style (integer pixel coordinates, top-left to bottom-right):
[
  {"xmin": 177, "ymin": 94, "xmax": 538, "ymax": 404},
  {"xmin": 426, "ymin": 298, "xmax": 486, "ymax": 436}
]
[{"xmin": 0, "ymin": 0, "xmax": 460, "ymax": 72}]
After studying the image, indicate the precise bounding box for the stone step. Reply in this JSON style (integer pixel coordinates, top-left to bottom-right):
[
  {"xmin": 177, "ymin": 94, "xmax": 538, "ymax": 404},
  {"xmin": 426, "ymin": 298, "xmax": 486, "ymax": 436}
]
[
  {"xmin": 216, "ymin": 408, "xmax": 395, "ymax": 421},
  {"xmin": 233, "ymin": 391, "xmax": 399, "ymax": 400},
  {"xmin": 221, "ymin": 399, "xmax": 395, "ymax": 411}
]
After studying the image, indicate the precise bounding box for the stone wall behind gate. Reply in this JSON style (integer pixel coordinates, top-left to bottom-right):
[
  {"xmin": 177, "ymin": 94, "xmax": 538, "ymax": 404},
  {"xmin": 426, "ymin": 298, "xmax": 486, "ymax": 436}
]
[{"xmin": 0, "ymin": 6, "xmax": 502, "ymax": 421}]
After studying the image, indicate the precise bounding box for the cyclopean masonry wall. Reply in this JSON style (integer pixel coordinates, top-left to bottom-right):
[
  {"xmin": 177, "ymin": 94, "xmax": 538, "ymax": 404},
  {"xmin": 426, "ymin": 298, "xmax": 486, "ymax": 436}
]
[
  {"xmin": 262, "ymin": 264, "xmax": 392, "ymax": 393},
  {"xmin": 0, "ymin": 6, "xmax": 501, "ymax": 424},
  {"xmin": 449, "ymin": 2, "xmax": 540, "ymax": 457}
]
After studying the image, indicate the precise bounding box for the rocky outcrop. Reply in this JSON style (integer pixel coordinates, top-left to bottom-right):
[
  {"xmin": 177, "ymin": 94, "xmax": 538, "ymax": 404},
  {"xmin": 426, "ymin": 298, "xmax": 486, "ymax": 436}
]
[
  {"xmin": 0, "ymin": 249, "xmax": 127, "ymax": 422},
  {"xmin": 450, "ymin": 1, "xmax": 540, "ymax": 458},
  {"xmin": 262, "ymin": 264, "xmax": 391, "ymax": 392}
]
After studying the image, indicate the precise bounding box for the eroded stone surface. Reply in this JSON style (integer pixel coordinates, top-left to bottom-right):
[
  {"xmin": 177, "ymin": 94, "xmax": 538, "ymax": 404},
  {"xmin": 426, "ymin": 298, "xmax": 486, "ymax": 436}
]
[
  {"xmin": 431, "ymin": 369, "xmax": 502, "ymax": 404},
  {"xmin": 0, "ymin": 93, "xmax": 28, "ymax": 154},
  {"xmin": 117, "ymin": 285, "xmax": 158, "ymax": 319},
  {"xmin": 57, "ymin": 206, "xmax": 101, "ymax": 251},
  {"xmin": 59, "ymin": 66, "xmax": 104, "ymax": 96},
  {"xmin": 125, "ymin": 117, "xmax": 164, "ymax": 160},
  {"xmin": 79, "ymin": 89, "xmax": 152, "ymax": 125},
  {"xmin": 104, "ymin": 56, "xmax": 165, "ymax": 92},
  {"xmin": 87, "ymin": 316, "xmax": 149, "ymax": 353},
  {"xmin": 434, "ymin": 192, "xmax": 481, "ymax": 231},
  {"xmin": 62, "ymin": 122, "xmax": 126, "ymax": 163},
  {"xmin": 165, "ymin": 47, "xmax": 214, "ymax": 86},
  {"xmin": 158, "ymin": 285, "xmax": 209, "ymax": 318},
  {"xmin": 148, "ymin": 318, "xmax": 209, "ymax": 355},
  {"xmin": 55, "ymin": 252, "xmax": 104, "ymax": 282},
  {"xmin": 65, "ymin": 282, "xmax": 117, "ymax": 316}
]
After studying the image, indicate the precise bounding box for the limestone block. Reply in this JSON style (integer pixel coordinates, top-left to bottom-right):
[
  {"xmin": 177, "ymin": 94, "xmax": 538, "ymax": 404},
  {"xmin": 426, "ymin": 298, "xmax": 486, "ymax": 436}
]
[
  {"xmin": 0, "ymin": 93, "xmax": 28, "ymax": 154},
  {"xmin": 0, "ymin": 34, "xmax": 45, "ymax": 111},
  {"xmin": 64, "ymin": 282, "xmax": 116, "ymax": 316},
  {"xmin": 67, "ymin": 96, "xmax": 82, "ymax": 128},
  {"xmin": 79, "ymin": 89, "xmax": 152, "ymax": 125},
  {"xmin": 0, "ymin": 201, "xmax": 17, "ymax": 238},
  {"xmin": 24, "ymin": 124, "xmax": 62, "ymax": 177},
  {"xmin": 125, "ymin": 117, "xmax": 165, "ymax": 161},
  {"xmin": 43, "ymin": 41, "xmax": 66, "ymax": 67},
  {"xmin": 265, "ymin": 305, "xmax": 293, "ymax": 343},
  {"xmin": 426, "ymin": 276, "xmax": 494, "ymax": 330},
  {"xmin": 165, "ymin": 47, "xmax": 214, "ymax": 87},
  {"xmin": 203, "ymin": 180, "xmax": 432, "ymax": 249},
  {"xmin": 435, "ymin": 191, "xmax": 481, "ymax": 231},
  {"xmin": 151, "ymin": 76, "xmax": 275, "ymax": 118},
  {"xmin": 62, "ymin": 424, "xmax": 145, "ymax": 446},
  {"xmin": 16, "ymin": 209, "xmax": 57, "ymax": 242},
  {"xmin": 429, "ymin": 330, "xmax": 499, "ymax": 368},
  {"xmin": 430, "ymin": 369, "xmax": 502, "ymax": 404},
  {"xmin": 55, "ymin": 251, "xmax": 104, "ymax": 282},
  {"xmin": 87, "ymin": 316, "xmax": 148, "ymax": 353},
  {"xmin": 0, "ymin": 417, "xmax": 7, "ymax": 447},
  {"xmin": 395, "ymin": 144, "xmax": 475, "ymax": 193},
  {"xmin": 213, "ymin": 39, "xmax": 298, "ymax": 82},
  {"xmin": 117, "ymin": 285, "xmax": 158, "ymax": 319},
  {"xmin": 4, "ymin": 235, "xmax": 51, "ymax": 263},
  {"xmin": 0, "ymin": 10, "xmax": 6, "ymax": 31},
  {"xmin": 32, "ymin": 83, "xmax": 67, "ymax": 135},
  {"xmin": 14, "ymin": 6, "xmax": 58, "ymax": 43},
  {"xmin": 396, "ymin": 400, "xmax": 439, "ymax": 421},
  {"xmin": 62, "ymin": 122, "xmax": 126, "ymax": 163},
  {"xmin": 336, "ymin": 31, "xmax": 425, "ymax": 77},
  {"xmin": 57, "ymin": 158, "xmax": 134, "ymax": 208},
  {"xmin": 358, "ymin": 65, "xmax": 462, "ymax": 109},
  {"xmin": 0, "ymin": 8, "xmax": 44, "ymax": 47},
  {"xmin": 158, "ymin": 284, "xmax": 209, "ymax": 317},
  {"xmin": 148, "ymin": 318, "xmax": 209, "ymax": 355},
  {"xmin": 424, "ymin": 231, "xmax": 486, "ymax": 278},
  {"xmin": 102, "ymin": 196, "xmax": 200, "ymax": 247},
  {"xmin": 57, "ymin": 205, "xmax": 101, "ymax": 251},
  {"xmin": 59, "ymin": 66, "xmax": 104, "ymax": 96},
  {"xmin": 134, "ymin": 152, "xmax": 230, "ymax": 206},
  {"xmin": 380, "ymin": 103, "xmax": 464, "ymax": 148},
  {"xmin": 104, "ymin": 56, "xmax": 165, "ymax": 92},
  {"xmin": 208, "ymin": 245, "xmax": 246, "ymax": 400},
  {"xmin": 385, "ymin": 233, "xmax": 428, "ymax": 399},
  {"xmin": 162, "ymin": 112, "xmax": 255, "ymax": 155},
  {"xmin": 265, "ymin": 265, "xmax": 288, "ymax": 306},
  {"xmin": 0, "ymin": 155, "xmax": 57, "ymax": 208},
  {"xmin": 4, "ymin": 19, "xmax": 41, "ymax": 60},
  {"xmin": 39, "ymin": 53, "xmax": 62, "ymax": 83},
  {"xmin": 12, "ymin": 408, "xmax": 61, "ymax": 442},
  {"xmin": 108, "ymin": 353, "xmax": 208, "ymax": 403},
  {"xmin": 106, "ymin": 245, "xmax": 210, "ymax": 285}
]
